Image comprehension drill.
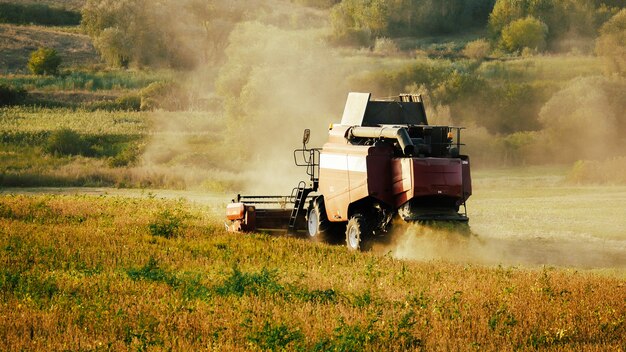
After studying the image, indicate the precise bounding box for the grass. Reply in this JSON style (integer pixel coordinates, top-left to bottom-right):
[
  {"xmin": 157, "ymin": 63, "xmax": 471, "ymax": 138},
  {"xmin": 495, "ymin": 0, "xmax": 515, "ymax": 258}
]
[
  {"xmin": 471, "ymin": 167, "xmax": 626, "ymax": 241},
  {"xmin": 0, "ymin": 106, "xmax": 149, "ymax": 134},
  {"xmin": 0, "ymin": 106, "xmax": 242, "ymax": 190},
  {"xmin": 0, "ymin": 70, "xmax": 170, "ymax": 91},
  {"xmin": 0, "ymin": 193, "xmax": 624, "ymax": 350}
]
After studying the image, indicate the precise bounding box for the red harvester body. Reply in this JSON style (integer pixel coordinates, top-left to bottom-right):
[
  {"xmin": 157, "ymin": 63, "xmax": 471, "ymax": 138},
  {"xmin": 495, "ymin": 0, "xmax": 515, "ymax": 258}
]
[{"xmin": 226, "ymin": 92, "xmax": 472, "ymax": 250}]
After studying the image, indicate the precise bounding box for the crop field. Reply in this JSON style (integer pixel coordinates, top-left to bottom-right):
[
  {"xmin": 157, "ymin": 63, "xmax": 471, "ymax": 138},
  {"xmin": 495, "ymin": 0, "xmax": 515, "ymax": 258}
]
[{"xmin": 1, "ymin": 169, "xmax": 625, "ymax": 351}]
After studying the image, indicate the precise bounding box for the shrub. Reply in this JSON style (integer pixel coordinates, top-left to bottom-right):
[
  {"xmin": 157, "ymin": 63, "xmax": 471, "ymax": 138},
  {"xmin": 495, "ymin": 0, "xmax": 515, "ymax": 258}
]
[
  {"xmin": 215, "ymin": 266, "xmax": 283, "ymax": 297},
  {"xmin": 462, "ymin": 39, "xmax": 491, "ymax": 60},
  {"xmin": 44, "ymin": 129, "xmax": 86, "ymax": 156},
  {"xmin": 148, "ymin": 209, "xmax": 186, "ymax": 239},
  {"xmin": 0, "ymin": 84, "xmax": 27, "ymax": 106},
  {"xmin": 500, "ymin": 17, "xmax": 549, "ymax": 53},
  {"xmin": 28, "ymin": 48, "xmax": 62, "ymax": 76}
]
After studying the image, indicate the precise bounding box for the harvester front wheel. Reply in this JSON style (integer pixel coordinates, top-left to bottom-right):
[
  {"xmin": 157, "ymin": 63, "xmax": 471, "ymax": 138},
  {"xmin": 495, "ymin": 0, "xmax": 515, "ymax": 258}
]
[
  {"xmin": 307, "ymin": 201, "xmax": 330, "ymax": 242},
  {"xmin": 345, "ymin": 214, "xmax": 372, "ymax": 251}
]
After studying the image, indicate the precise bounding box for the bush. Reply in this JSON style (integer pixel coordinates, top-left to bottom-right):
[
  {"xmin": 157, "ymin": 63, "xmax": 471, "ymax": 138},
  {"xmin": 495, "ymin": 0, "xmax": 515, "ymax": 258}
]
[
  {"xmin": 500, "ymin": 17, "xmax": 548, "ymax": 53},
  {"xmin": 462, "ymin": 39, "xmax": 491, "ymax": 60},
  {"xmin": 28, "ymin": 48, "xmax": 62, "ymax": 76},
  {"xmin": 148, "ymin": 209, "xmax": 186, "ymax": 239},
  {"xmin": 44, "ymin": 129, "xmax": 86, "ymax": 156},
  {"xmin": 0, "ymin": 84, "xmax": 27, "ymax": 106}
]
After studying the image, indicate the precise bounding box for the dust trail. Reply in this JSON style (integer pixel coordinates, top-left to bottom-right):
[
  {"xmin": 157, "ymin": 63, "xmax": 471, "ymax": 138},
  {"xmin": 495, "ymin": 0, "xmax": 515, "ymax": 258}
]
[{"xmin": 378, "ymin": 223, "xmax": 626, "ymax": 269}]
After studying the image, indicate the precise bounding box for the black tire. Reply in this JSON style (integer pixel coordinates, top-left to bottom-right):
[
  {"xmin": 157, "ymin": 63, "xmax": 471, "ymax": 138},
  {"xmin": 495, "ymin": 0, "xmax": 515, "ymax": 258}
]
[
  {"xmin": 307, "ymin": 199, "xmax": 331, "ymax": 242},
  {"xmin": 345, "ymin": 214, "xmax": 372, "ymax": 251}
]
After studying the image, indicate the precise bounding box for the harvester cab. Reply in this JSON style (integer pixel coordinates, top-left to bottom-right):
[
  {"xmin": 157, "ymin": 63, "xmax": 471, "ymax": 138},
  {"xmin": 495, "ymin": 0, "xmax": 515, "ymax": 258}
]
[{"xmin": 226, "ymin": 92, "xmax": 472, "ymax": 251}]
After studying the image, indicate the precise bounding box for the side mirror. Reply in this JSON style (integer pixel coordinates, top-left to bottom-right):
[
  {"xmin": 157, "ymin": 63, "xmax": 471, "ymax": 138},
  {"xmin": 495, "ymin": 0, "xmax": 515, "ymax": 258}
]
[{"xmin": 302, "ymin": 129, "xmax": 310, "ymax": 145}]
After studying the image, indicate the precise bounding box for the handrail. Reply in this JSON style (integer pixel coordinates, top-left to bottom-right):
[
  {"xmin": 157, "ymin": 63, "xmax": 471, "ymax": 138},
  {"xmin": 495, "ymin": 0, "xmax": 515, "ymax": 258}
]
[{"xmin": 293, "ymin": 148, "xmax": 320, "ymax": 183}]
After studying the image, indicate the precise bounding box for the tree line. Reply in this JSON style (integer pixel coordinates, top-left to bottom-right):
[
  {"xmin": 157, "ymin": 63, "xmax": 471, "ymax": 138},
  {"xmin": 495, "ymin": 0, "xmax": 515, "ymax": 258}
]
[
  {"xmin": 331, "ymin": 0, "xmax": 624, "ymax": 51},
  {"xmin": 331, "ymin": 0, "xmax": 496, "ymax": 44}
]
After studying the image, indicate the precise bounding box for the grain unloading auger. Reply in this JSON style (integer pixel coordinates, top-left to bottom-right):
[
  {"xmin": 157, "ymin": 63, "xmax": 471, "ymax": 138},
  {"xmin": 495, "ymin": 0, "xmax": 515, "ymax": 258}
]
[{"xmin": 226, "ymin": 92, "xmax": 472, "ymax": 250}]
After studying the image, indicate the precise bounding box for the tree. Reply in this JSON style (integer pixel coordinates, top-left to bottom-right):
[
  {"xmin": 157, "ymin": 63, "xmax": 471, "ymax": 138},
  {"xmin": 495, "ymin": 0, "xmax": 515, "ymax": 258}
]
[
  {"xmin": 500, "ymin": 16, "xmax": 548, "ymax": 53},
  {"xmin": 27, "ymin": 47, "xmax": 61, "ymax": 75},
  {"xmin": 488, "ymin": 0, "xmax": 525, "ymax": 38},
  {"xmin": 488, "ymin": 0, "xmax": 617, "ymax": 49},
  {"xmin": 596, "ymin": 9, "xmax": 626, "ymax": 75},
  {"xmin": 81, "ymin": 0, "xmax": 253, "ymax": 69},
  {"xmin": 81, "ymin": 0, "xmax": 198, "ymax": 69},
  {"xmin": 93, "ymin": 27, "xmax": 132, "ymax": 68}
]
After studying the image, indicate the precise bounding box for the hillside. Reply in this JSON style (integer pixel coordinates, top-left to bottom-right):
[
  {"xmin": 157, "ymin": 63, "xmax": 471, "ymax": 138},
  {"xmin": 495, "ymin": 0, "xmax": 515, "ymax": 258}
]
[
  {"xmin": 0, "ymin": 24, "xmax": 98, "ymax": 73},
  {"xmin": 0, "ymin": 0, "xmax": 84, "ymax": 11}
]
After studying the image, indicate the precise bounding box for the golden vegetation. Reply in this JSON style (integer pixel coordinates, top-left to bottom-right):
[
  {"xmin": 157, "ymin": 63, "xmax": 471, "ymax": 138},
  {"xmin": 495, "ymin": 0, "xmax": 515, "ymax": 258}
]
[{"xmin": 0, "ymin": 194, "xmax": 624, "ymax": 350}]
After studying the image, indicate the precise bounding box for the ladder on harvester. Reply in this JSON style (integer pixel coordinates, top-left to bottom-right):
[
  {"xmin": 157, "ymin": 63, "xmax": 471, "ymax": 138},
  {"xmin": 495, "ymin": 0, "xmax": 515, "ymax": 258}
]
[
  {"xmin": 287, "ymin": 181, "xmax": 312, "ymax": 234},
  {"xmin": 288, "ymin": 129, "xmax": 320, "ymax": 234}
]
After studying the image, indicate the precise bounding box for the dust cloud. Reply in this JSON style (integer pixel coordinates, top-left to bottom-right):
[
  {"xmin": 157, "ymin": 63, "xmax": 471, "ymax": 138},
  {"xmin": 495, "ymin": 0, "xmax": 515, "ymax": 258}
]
[
  {"xmin": 214, "ymin": 20, "xmax": 351, "ymax": 193},
  {"xmin": 378, "ymin": 223, "xmax": 626, "ymax": 269},
  {"xmin": 135, "ymin": 0, "xmax": 353, "ymax": 194},
  {"xmin": 536, "ymin": 76, "xmax": 626, "ymax": 164}
]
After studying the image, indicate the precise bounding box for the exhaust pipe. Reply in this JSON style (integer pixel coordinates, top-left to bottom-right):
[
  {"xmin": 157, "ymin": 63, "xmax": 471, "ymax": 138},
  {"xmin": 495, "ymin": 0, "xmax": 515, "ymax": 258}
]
[{"xmin": 349, "ymin": 126, "xmax": 415, "ymax": 156}]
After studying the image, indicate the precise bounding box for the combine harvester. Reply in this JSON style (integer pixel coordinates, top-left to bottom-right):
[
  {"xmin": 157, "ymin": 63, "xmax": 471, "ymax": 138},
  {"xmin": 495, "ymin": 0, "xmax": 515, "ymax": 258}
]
[{"xmin": 226, "ymin": 92, "xmax": 472, "ymax": 250}]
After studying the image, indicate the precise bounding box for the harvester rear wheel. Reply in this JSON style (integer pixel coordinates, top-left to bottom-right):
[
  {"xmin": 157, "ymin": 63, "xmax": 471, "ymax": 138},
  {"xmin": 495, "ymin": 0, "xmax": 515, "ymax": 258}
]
[
  {"xmin": 307, "ymin": 200, "xmax": 330, "ymax": 242},
  {"xmin": 345, "ymin": 214, "xmax": 372, "ymax": 251}
]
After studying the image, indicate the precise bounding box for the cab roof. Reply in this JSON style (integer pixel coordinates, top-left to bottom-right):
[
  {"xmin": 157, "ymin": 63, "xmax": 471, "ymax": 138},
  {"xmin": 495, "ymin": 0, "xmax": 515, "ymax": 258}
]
[{"xmin": 339, "ymin": 92, "xmax": 429, "ymax": 127}]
